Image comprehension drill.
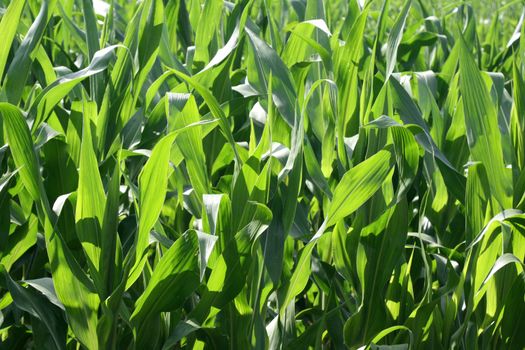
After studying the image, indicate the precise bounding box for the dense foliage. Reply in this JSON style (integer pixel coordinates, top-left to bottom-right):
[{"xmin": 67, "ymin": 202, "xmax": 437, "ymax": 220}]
[{"xmin": 0, "ymin": 0, "xmax": 524, "ymax": 348}]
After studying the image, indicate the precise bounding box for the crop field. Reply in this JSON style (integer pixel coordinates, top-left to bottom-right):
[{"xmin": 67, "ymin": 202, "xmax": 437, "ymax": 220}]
[{"xmin": 0, "ymin": 0, "xmax": 524, "ymax": 348}]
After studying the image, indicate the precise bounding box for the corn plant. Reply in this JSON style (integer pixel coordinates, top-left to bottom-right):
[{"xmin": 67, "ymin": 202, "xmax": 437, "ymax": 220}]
[{"xmin": 0, "ymin": 0, "xmax": 524, "ymax": 349}]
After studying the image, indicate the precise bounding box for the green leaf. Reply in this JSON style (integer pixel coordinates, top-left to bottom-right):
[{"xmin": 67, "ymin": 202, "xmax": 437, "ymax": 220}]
[
  {"xmin": 0, "ymin": 0, "xmax": 26, "ymax": 83},
  {"xmin": 128, "ymin": 132, "xmax": 178, "ymax": 288},
  {"xmin": 0, "ymin": 215, "xmax": 37, "ymax": 272},
  {"xmin": 44, "ymin": 216, "xmax": 100, "ymax": 350},
  {"xmin": 190, "ymin": 202, "xmax": 272, "ymax": 322},
  {"xmin": 131, "ymin": 231, "xmax": 201, "ymax": 346},
  {"xmin": 170, "ymin": 69, "xmax": 241, "ymax": 166},
  {"xmin": 3, "ymin": 0, "xmax": 57, "ymax": 104},
  {"xmin": 75, "ymin": 100, "xmax": 105, "ymax": 291},
  {"xmin": 1, "ymin": 268, "xmax": 66, "ymax": 350},
  {"xmin": 1, "ymin": 103, "xmax": 43, "ymax": 202},
  {"xmin": 459, "ymin": 36, "xmax": 513, "ymax": 209},
  {"xmin": 29, "ymin": 45, "xmax": 119, "ymax": 131},
  {"xmin": 81, "ymin": 0, "xmax": 103, "ymax": 102},
  {"xmin": 385, "ymin": 0, "xmax": 412, "ymax": 79},
  {"xmin": 245, "ymin": 26, "xmax": 298, "ymax": 127},
  {"xmin": 326, "ymin": 149, "xmax": 394, "ymax": 227},
  {"xmin": 167, "ymin": 93, "xmax": 210, "ymax": 200},
  {"xmin": 193, "ymin": 0, "xmax": 223, "ymax": 65}
]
